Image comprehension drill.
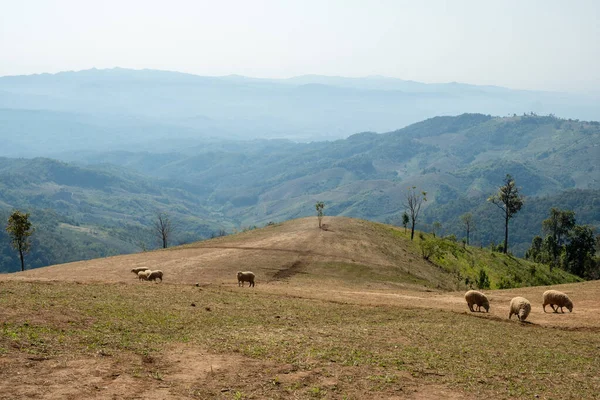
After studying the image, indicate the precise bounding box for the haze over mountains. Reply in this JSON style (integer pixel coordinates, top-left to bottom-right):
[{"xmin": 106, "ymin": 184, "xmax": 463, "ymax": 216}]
[
  {"xmin": 1, "ymin": 68, "xmax": 600, "ymax": 156},
  {"xmin": 0, "ymin": 68, "xmax": 599, "ymax": 273}
]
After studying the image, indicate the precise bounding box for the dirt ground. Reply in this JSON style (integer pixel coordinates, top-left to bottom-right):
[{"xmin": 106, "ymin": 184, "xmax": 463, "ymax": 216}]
[
  {"xmin": 1, "ymin": 217, "xmax": 598, "ymax": 399},
  {"xmin": 0, "ymin": 343, "xmax": 474, "ymax": 400}
]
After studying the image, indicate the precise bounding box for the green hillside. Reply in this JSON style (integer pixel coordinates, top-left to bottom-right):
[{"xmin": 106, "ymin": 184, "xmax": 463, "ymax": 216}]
[
  {"xmin": 408, "ymin": 230, "xmax": 581, "ymax": 289},
  {"xmin": 1, "ymin": 114, "xmax": 598, "ymax": 272}
]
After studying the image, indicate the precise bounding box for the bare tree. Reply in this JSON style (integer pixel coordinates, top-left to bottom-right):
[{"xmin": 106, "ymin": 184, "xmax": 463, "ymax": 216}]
[
  {"xmin": 460, "ymin": 213, "xmax": 475, "ymax": 245},
  {"xmin": 403, "ymin": 187, "xmax": 427, "ymax": 241},
  {"xmin": 487, "ymin": 174, "xmax": 524, "ymax": 254},
  {"xmin": 153, "ymin": 212, "xmax": 173, "ymax": 249}
]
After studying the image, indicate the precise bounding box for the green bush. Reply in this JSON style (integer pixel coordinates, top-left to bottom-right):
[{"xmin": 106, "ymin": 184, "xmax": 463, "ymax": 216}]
[{"xmin": 476, "ymin": 268, "xmax": 490, "ymax": 289}]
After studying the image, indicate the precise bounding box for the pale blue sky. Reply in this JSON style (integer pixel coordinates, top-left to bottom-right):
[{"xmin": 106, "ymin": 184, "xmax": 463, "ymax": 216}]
[{"xmin": 1, "ymin": 0, "xmax": 598, "ymax": 92}]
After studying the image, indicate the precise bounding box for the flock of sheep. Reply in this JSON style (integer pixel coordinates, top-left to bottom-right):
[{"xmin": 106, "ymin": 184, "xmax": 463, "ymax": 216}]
[
  {"xmin": 129, "ymin": 266, "xmax": 572, "ymax": 323},
  {"xmin": 465, "ymin": 289, "xmax": 574, "ymax": 322},
  {"xmin": 130, "ymin": 267, "xmax": 256, "ymax": 287},
  {"xmin": 131, "ymin": 267, "xmax": 163, "ymax": 282}
]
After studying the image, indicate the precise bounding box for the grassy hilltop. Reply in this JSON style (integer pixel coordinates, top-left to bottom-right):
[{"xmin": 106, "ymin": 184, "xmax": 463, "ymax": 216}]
[
  {"xmin": 1, "ymin": 217, "xmax": 598, "ymax": 399},
  {"xmin": 5, "ymin": 217, "xmax": 580, "ymax": 290}
]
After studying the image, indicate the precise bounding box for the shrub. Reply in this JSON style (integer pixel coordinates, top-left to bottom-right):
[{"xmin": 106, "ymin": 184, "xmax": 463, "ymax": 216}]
[
  {"xmin": 420, "ymin": 240, "xmax": 441, "ymax": 261},
  {"xmin": 497, "ymin": 276, "xmax": 517, "ymax": 289},
  {"xmin": 476, "ymin": 268, "xmax": 491, "ymax": 289}
]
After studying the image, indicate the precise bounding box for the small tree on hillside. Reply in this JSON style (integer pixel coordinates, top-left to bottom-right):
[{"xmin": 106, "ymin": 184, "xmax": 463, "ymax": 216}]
[
  {"xmin": 153, "ymin": 212, "xmax": 174, "ymax": 249},
  {"xmin": 315, "ymin": 201, "xmax": 325, "ymax": 229},
  {"xmin": 476, "ymin": 268, "xmax": 490, "ymax": 290},
  {"xmin": 487, "ymin": 174, "xmax": 524, "ymax": 254},
  {"xmin": 401, "ymin": 212, "xmax": 409, "ymax": 233},
  {"xmin": 432, "ymin": 221, "xmax": 442, "ymax": 238},
  {"xmin": 403, "ymin": 187, "xmax": 427, "ymax": 241},
  {"xmin": 460, "ymin": 212, "xmax": 475, "ymax": 246},
  {"xmin": 6, "ymin": 210, "xmax": 34, "ymax": 271}
]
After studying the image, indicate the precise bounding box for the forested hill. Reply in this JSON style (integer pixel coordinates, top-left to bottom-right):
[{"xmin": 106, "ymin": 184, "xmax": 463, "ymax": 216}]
[
  {"xmin": 1, "ymin": 113, "xmax": 599, "ymax": 272},
  {"xmin": 60, "ymin": 113, "xmax": 600, "ymax": 224}
]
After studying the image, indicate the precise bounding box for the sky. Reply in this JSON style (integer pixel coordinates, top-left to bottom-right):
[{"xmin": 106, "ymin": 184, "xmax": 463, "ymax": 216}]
[{"xmin": 1, "ymin": 0, "xmax": 599, "ymax": 92}]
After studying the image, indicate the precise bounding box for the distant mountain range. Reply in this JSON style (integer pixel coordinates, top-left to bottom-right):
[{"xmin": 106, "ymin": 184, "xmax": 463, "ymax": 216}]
[{"xmin": 1, "ymin": 68, "xmax": 599, "ymax": 156}]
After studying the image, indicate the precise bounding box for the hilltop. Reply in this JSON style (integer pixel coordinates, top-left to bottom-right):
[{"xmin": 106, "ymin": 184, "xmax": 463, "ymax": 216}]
[{"xmin": 7, "ymin": 217, "xmax": 580, "ymax": 291}]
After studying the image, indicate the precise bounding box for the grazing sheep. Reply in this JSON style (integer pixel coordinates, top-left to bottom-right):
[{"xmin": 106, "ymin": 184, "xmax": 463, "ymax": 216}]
[
  {"xmin": 542, "ymin": 290, "xmax": 573, "ymax": 313},
  {"xmin": 131, "ymin": 267, "xmax": 150, "ymax": 275},
  {"xmin": 237, "ymin": 271, "xmax": 255, "ymax": 287},
  {"xmin": 147, "ymin": 270, "xmax": 163, "ymax": 282},
  {"xmin": 509, "ymin": 297, "xmax": 531, "ymax": 322},
  {"xmin": 464, "ymin": 290, "xmax": 490, "ymax": 312},
  {"xmin": 138, "ymin": 270, "xmax": 151, "ymax": 281}
]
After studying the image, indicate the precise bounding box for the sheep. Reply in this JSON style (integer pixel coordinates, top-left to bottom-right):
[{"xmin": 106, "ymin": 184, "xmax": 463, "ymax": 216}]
[
  {"xmin": 542, "ymin": 290, "xmax": 573, "ymax": 313},
  {"xmin": 138, "ymin": 270, "xmax": 151, "ymax": 281},
  {"xmin": 131, "ymin": 267, "xmax": 150, "ymax": 275},
  {"xmin": 464, "ymin": 290, "xmax": 490, "ymax": 312},
  {"xmin": 509, "ymin": 297, "xmax": 531, "ymax": 322},
  {"xmin": 237, "ymin": 271, "xmax": 255, "ymax": 287},
  {"xmin": 147, "ymin": 270, "xmax": 163, "ymax": 283}
]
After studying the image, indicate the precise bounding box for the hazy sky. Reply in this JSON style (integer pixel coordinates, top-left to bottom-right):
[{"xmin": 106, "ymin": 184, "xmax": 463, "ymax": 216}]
[{"xmin": 1, "ymin": 0, "xmax": 598, "ymax": 92}]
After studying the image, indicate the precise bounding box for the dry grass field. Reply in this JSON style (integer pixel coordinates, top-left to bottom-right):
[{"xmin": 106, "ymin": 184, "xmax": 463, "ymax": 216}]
[{"xmin": 1, "ymin": 217, "xmax": 599, "ymax": 399}]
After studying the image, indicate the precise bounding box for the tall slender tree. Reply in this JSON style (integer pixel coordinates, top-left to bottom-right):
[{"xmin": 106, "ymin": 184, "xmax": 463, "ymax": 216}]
[
  {"xmin": 487, "ymin": 174, "xmax": 524, "ymax": 253},
  {"xmin": 460, "ymin": 212, "xmax": 475, "ymax": 245},
  {"xmin": 403, "ymin": 187, "xmax": 427, "ymax": 241},
  {"xmin": 6, "ymin": 210, "xmax": 34, "ymax": 271}
]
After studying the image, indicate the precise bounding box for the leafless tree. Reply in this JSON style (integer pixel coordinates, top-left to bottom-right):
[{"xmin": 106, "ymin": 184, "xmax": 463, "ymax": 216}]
[
  {"xmin": 153, "ymin": 212, "xmax": 173, "ymax": 249},
  {"xmin": 403, "ymin": 187, "xmax": 427, "ymax": 241},
  {"xmin": 460, "ymin": 213, "xmax": 475, "ymax": 245}
]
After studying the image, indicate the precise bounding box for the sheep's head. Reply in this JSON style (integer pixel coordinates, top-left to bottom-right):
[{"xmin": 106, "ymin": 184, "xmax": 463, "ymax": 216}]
[
  {"xmin": 566, "ymin": 299, "xmax": 573, "ymax": 312},
  {"xmin": 483, "ymin": 302, "xmax": 490, "ymax": 312},
  {"xmin": 237, "ymin": 271, "xmax": 243, "ymax": 279}
]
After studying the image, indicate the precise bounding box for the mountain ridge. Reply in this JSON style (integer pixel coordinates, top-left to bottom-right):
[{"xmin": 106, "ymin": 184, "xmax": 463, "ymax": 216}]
[{"xmin": 2, "ymin": 68, "xmax": 599, "ymax": 146}]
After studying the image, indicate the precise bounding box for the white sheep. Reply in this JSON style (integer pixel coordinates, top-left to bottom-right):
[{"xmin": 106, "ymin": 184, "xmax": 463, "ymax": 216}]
[
  {"xmin": 138, "ymin": 270, "xmax": 151, "ymax": 281},
  {"xmin": 509, "ymin": 297, "xmax": 531, "ymax": 322},
  {"xmin": 131, "ymin": 267, "xmax": 150, "ymax": 275},
  {"xmin": 147, "ymin": 270, "xmax": 163, "ymax": 283},
  {"xmin": 237, "ymin": 271, "xmax": 255, "ymax": 287},
  {"xmin": 542, "ymin": 290, "xmax": 573, "ymax": 313},
  {"xmin": 464, "ymin": 290, "xmax": 490, "ymax": 312}
]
